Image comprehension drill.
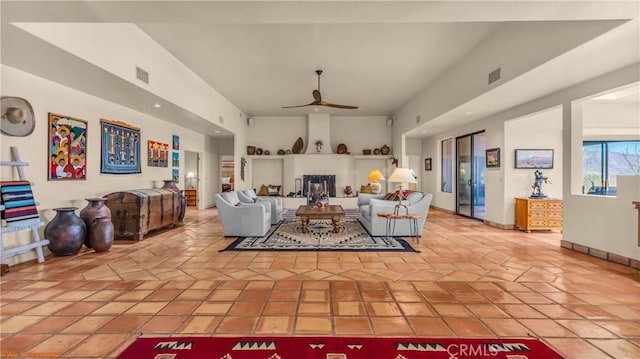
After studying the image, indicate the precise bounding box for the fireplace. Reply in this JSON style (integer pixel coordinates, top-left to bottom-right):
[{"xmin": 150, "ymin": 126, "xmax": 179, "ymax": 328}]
[{"xmin": 303, "ymin": 175, "xmax": 336, "ymax": 198}]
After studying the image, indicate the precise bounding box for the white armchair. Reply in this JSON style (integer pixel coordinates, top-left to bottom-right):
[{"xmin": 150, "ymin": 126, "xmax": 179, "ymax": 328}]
[
  {"xmin": 358, "ymin": 192, "xmax": 433, "ymax": 236},
  {"xmin": 238, "ymin": 189, "xmax": 284, "ymax": 224},
  {"xmin": 214, "ymin": 191, "xmax": 271, "ymax": 237}
]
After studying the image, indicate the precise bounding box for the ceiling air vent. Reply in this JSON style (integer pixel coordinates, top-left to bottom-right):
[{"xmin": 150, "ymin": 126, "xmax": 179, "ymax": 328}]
[
  {"xmin": 136, "ymin": 66, "xmax": 149, "ymax": 84},
  {"xmin": 488, "ymin": 67, "xmax": 501, "ymax": 85}
]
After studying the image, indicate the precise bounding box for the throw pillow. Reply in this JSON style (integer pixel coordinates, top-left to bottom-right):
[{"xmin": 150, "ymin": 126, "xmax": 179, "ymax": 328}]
[
  {"xmin": 268, "ymin": 184, "xmax": 281, "ymax": 196},
  {"xmin": 382, "ymin": 192, "xmax": 398, "ymax": 201},
  {"xmin": 360, "ymin": 185, "xmax": 371, "ymax": 194},
  {"xmin": 258, "ymin": 184, "xmax": 269, "ymax": 196},
  {"xmin": 1, "ymin": 180, "xmax": 40, "ymax": 226}
]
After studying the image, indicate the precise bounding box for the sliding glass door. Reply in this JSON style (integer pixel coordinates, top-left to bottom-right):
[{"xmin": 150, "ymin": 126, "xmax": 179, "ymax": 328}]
[{"xmin": 456, "ymin": 131, "xmax": 485, "ymax": 220}]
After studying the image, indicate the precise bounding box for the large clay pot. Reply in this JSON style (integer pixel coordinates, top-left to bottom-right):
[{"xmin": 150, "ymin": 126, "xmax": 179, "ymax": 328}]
[
  {"xmin": 88, "ymin": 216, "xmax": 114, "ymax": 252},
  {"xmin": 162, "ymin": 179, "xmax": 186, "ymax": 222},
  {"xmin": 79, "ymin": 198, "xmax": 111, "ymax": 248},
  {"xmin": 45, "ymin": 207, "xmax": 86, "ymax": 256}
]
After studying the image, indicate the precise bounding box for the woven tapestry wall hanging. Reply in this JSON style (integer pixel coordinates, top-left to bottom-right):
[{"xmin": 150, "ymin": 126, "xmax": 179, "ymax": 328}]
[
  {"xmin": 147, "ymin": 140, "xmax": 169, "ymax": 167},
  {"xmin": 48, "ymin": 113, "xmax": 87, "ymax": 180},
  {"xmin": 100, "ymin": 119, "xmax": 141, "ymax": 174}
]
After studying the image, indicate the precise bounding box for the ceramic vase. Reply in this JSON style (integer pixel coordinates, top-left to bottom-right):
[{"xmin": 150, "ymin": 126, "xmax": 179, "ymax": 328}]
[
  {"xmin": 162, "ymin": 179, "xmax": 186, "ymax": 222},
  {"xmin": 88, "ymin": 216, "xmax": 114, "ymax": 252},
  {"xmin": 79, "ymin": 198, "xmax": 111, "ymax": 248},
  {"xmin": 45, "ymin": 207, "xmax": 86, "ymax": 256}
]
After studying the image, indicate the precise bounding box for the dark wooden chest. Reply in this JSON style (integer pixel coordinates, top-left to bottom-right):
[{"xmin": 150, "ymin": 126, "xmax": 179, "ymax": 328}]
[{"xmin": 105, "ymin": 189, "xmax": 180, "ymax": 240}]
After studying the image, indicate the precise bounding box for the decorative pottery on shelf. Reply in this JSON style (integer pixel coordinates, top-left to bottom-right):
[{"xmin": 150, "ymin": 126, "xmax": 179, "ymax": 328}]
[
  {"xmin": 162, "ymin": 179, "xmax": 186, "ymax": 222},
  {"xmin": 256, "ymin": 148, "xmax": 263, "ymax": 155},
  {"xmin": 79, "ymin": 198, "xmax": 111, "ymax": 248},
  {"xmin": 264, "ymin": 150, "xmax": 271, "ymax": 155},
  {"xmin": 292, "ymin": 137, "xmax": 303, "ymax": 154},
  {"xmin": 277, "ymin": 149, "xmax": 285, "ymax": 155},
  {"xmin": 380, "ymin": 144, "xmax": 390, "ymax": 155},
  {"xmin": 247, "ymin": 146, "xmax": 256, "ymax": 155},
  {"xmin": 336, "ymin": 143, "xmax": 347, "ymax": 154},
  {"xmin": 374, "ymin": 148, "xmax": 381, "ymax": 155},
  {"xmin": 344, "ymin": 186, "xmax": 353, "ymax": 197},
  {"xmin": 45, "ymin": 207, "xmax": 86, "ymax": 256},
  {"xmin": 362, "ymin": 149, "xmax": 372, "ymax": 155},
  {"xmin": 88, "ymin": 216, "xmax": 114, "ymax": 252}
]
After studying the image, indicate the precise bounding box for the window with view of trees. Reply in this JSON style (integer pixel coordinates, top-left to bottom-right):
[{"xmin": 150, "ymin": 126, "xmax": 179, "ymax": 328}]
[
  {"xmin": 582, "ymin": 140, "xmax": 640, "ymax": 196},
  {"xmin": 441, "ymin": 138, "xmax": 452, "ymax": 193}
]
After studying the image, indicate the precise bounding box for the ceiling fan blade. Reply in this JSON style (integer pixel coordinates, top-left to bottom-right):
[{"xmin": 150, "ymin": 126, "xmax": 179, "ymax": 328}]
[
  {"xmin": 281, "ymin": 100, "xmax": 319, "ymax": 108},
  {"xmin": 320, "ymin": 101, "xmax": 360, "ymax": 110}
]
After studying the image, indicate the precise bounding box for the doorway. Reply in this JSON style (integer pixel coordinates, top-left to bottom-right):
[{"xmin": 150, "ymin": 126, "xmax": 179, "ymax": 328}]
[
  {"xmin": 456, "ymin": 131, "xmax": 485, "ymax": 220},
  {"xmin": 184, "ymin": 151, "xmax": 200, "ymax": 208}
]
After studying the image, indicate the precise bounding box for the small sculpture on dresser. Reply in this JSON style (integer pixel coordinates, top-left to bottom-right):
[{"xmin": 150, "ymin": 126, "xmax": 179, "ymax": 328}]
[{"xmin": 530, "ymin": 170, "xmax": 551, "ymax": 198}]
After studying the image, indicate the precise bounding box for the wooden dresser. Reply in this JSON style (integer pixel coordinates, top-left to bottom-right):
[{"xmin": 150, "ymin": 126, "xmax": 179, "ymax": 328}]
[
  {"xmin": 184, "ymin": 189, "xmax": 197, "ymax": 206},
  {"xmin": 515, "ymin": 197, "xmax": 563, "ymax": 232}
]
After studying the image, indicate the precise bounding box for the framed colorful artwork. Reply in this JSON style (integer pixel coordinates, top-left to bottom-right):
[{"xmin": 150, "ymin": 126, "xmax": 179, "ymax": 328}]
[
  {"xmin": 424, "ymin": 158, "xmax": 432, "ymax": 171},
  {"xmin": 100, "ymin": 119, "xmax": 141, "ymax": 174},
  {"xmin": 48, "ymin": 113, "xmax": 88, "ymax": 180},
  {"xmin": 172, "ymin": 135, "xmax": 179, "ymax": 150},
  {"xmin": 147, "ymin": 140, "xmax": 169, "ymax": 167},
  {"xmin": 172, "ymin": 152, "xmax": 179, "ymax": 167},
  {"xmin": 485, "ymin": 148, "xmax": 500, "ymax": 168},
  {"xmin": 515, "ymin": 149, "xmax": 554, "ymax": 169},
  {"xmin": 172, "ymin": 168, "xmax": 179, "ymax": 183}
]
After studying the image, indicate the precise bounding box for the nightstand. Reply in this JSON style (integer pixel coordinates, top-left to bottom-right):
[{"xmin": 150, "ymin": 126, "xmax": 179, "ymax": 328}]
[{"xmin": 185, "ymin": 189, "xmax": 197, "ymax": 206}]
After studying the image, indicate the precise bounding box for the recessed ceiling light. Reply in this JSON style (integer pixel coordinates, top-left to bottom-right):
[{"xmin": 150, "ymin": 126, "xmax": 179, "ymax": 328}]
[
  {"xmin": 421, "ymin": 130, "xmax": 427, "ymax": 133},
  {"xmin": 215, "ymin": 130, "xmax": 220, "ymax": 133},
  {"xmin": 464, "ymin": 111, "xmax": 473, "ymax": 115},
  {"xmin": 153, "ymin": 103, "xmax": 161, "ymax": 108}
]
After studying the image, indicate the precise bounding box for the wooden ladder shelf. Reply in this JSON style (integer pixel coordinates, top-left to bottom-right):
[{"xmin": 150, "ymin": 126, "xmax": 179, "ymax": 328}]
[{"xmin": 1, "ymin": 146, "xmax": 49, "ymax": 274}]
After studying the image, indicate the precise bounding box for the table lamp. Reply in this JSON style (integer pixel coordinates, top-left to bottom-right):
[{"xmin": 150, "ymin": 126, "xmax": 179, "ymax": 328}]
[
  {"xmin": 367, "ymin": 170, "xmax": 385, "ymax": 195},
  {"xmin": 387, "ymin": 167, "xmax": 417, "ymax": 214},
  {"xmin": 186, "ymin": 172, "xmax": 195, "ymax": 189}
]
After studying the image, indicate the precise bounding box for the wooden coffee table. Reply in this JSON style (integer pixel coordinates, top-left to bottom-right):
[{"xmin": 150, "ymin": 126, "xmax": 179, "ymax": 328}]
[{"xmin": 295, "ymin": 205, "xmax": 346, "ymax": 234}]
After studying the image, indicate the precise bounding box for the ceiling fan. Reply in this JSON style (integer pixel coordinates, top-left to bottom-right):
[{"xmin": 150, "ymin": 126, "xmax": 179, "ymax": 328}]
[{"xmin": 282, "ymin": 70, "xmax": 359, "ymax": 110}]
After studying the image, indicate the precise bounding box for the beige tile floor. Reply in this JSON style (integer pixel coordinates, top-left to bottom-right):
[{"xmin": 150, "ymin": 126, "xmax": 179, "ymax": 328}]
[{"xmin": 1, "ymin": 208, "xmax": 639, "ymax": 358}]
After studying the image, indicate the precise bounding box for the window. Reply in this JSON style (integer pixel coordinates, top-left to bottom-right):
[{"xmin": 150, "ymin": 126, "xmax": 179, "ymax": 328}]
[
  {"xmin": 441, "ymin": 138, "xmax": 453, "ymax": 193},
  {"xmin": 582, "ymin": 140, "xmax": 640, "ymax": 196}
]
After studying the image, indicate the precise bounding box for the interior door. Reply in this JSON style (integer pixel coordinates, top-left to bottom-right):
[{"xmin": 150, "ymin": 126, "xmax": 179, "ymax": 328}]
[{"xmin": 456, "ymin": 131, "xmax": 485, "ymax": 220}]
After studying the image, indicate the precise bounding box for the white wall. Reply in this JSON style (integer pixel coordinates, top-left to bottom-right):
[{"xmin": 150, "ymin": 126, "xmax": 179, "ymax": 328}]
[
  {"xmin": 0, "ymin": 65, "xmax": 221, "ymax": 263},
  {"xmin": 504, "ymin": 107, "xmax": 563, "ymax": 224},
  {"xmin": 583, "ymin": 102, "xmax": 640, "ymax": 141}
]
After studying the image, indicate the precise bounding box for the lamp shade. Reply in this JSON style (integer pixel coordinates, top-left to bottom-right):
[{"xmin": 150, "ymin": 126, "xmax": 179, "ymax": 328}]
[
  {"xmin": 186, "ymin": 172, "xmax": 195, "ymax": 179},
  {"xmin": 387, "ymin": 168, "xmax": 417, "ymax": 184},
  {"xmin": 367, "ymin": 170, "xmax": 385, "ymax": 181}
]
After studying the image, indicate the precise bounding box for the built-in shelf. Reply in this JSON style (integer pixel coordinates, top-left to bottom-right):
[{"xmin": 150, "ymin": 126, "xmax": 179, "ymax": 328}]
[{"xmin": 248, "ymin": 154, "xmax": 389, "ymax": 160}]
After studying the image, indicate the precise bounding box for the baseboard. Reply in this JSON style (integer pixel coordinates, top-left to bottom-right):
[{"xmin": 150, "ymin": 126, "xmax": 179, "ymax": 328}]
[
  {"xmin": 431, "ymin": 206, "xmax": 514, "ymax": 230},
  {"xmin": 561, "ymin": 240, "xmax": 640, "ymax": 269}
]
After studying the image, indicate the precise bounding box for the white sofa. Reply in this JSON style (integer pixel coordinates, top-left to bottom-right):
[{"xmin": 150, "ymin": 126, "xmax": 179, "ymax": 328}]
[
  {"xmin": 357, "ymin": 192, "xmax": 433, "ymax": 236},
  {"xmin": 214, "ymin": 191, "xmax": 271, "ymax": 237},
  {"xmin": 237, "ymin": 189, "xmax": 284, "ymax": 224}
]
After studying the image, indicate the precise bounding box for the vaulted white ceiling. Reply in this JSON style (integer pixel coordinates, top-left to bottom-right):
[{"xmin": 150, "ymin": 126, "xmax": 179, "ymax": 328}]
[{"xmin": 1, "ymin": 1, "xmax": 638, "ymax": 136}]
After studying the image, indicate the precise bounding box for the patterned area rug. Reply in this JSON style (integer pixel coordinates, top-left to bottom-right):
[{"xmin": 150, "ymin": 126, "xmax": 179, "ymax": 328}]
[
  {"xmin": 117, "ymin": 336, "xmax": 564, "ymax": 359},
  {"xmin": 222, "ymin": 210, "xmax": 417, "ymax": 252}
]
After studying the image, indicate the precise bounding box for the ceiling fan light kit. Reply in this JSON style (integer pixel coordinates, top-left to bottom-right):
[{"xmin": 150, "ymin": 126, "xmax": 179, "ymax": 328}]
[{"xmin": 283, "ymin": 70, "xmax": 359, "ymax": 110}]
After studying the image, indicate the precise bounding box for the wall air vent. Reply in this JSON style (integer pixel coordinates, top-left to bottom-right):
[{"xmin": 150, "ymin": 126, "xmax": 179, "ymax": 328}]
[
  {"xmin": 218, "ymin": 115, "xmax": 224, "ymax": 124},
  {"xmin": 488, "ymin": 67, "xmax": 501, "ymax": 85},
  {"xmin": 416, "ymin": 115, "xmax": 421, "ymax": 124},
  {"xmin": 136, "ymin": 66, "xmax": 149, "ymax": 84}
]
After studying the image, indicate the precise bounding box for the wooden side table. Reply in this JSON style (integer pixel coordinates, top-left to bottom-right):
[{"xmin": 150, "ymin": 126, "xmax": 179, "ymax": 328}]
[
  {"xmin": 377, "ymin": 212, "xmax": 422, "ymax": 245},
  {"xmin": 184, "ymin": 189, "xmax": 197, "ymax": 206}
]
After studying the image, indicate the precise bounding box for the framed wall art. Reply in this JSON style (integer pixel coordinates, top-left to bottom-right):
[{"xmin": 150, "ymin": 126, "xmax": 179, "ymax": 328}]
[
  {"xmin": 514, "ymin": 149, "xmax": 554, "ymax": 169},
  {"xmin": 172, "ymin": 135, "xmax": 179, "ymax": 150},
  {"xmin": 48, "ymin": 113, "xmax": 87, "ymax": 180},
  {"xmin": 485, "ymin": 148, "xmax": 500, "ymax": 168},
  {"xmin": 424, "ymin": 158, "xmax": 432, "ymax": 171},
  {"xmin": 147, "ymin": 140, "xmax": 169, "ymax": 167},
  {"xmin": 100, "ymin": 119, "xmax": 141, "ymax": 174},
  {"xmin": 172, "ymin": 152, "xmax": 179, "ymax": 167},
  {"xmin": 172, "ymin": 168, "xmax": 179, "ymax": 183}
]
